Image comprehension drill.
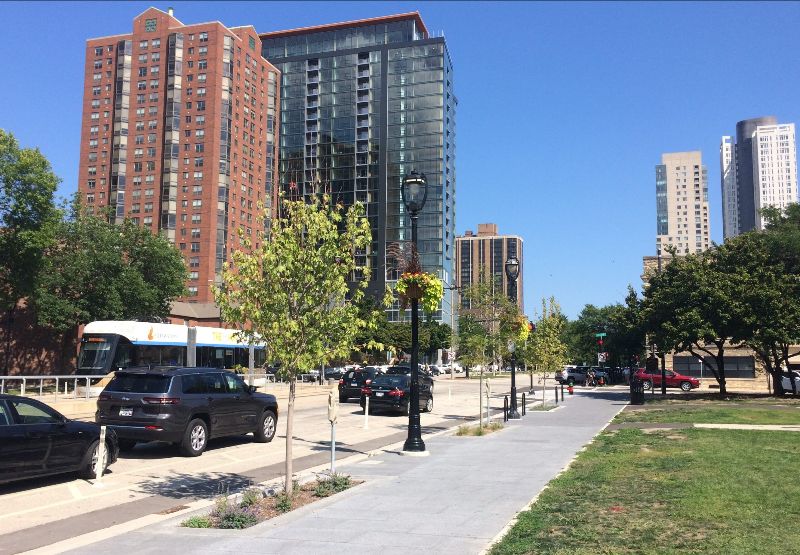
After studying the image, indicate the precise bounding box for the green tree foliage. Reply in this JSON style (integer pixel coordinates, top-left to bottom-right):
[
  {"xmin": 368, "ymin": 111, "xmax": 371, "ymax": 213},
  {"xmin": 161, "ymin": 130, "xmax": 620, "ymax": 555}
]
[
  {"xmin": 723, "ymin": 205, "xmax": 800, "ymax": 393},
  {"xmin": 34, "ymin": 198, "xmax": 187, "ymax": 333},
  {"xmin": 0, "ymin": 130, "xmax": 59, "ymax": 374},
  {"xmin": 524, "ymin": 297, "xmax": 568, "ymax": 376},
  {"xmin": 565, "ymin": 304, "xmax": 618, "ymax": 365},
  {"xmin": 642, "ymin": 249, "xmax": 750, "ymax": 395},
  {"xmin": 564, "ymin": 290, "xmax": 646, "ymax": 369},
  {"xmin": 214, "ymin": 196, "xmax": 376, "ymax": 495}
]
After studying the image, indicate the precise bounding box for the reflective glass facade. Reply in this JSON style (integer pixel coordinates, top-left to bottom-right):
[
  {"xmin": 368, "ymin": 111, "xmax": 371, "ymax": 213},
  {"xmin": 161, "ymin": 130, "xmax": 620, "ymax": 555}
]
[{"xmin": 262, "ymin": 15, "xmax": 456, "ymax": 323}]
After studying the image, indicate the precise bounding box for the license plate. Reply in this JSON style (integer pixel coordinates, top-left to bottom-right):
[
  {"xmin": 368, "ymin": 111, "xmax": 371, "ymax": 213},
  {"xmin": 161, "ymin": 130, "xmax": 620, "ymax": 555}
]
[
  {"xmin": 375, "ymin": 392, "xmax": 384, "ymax": 397},
  {"xmin": 119, "ymin": 407, "xmax": 133, "ymax": 417},
  {"xmin": 351, "ymin": 383, "xmax": 358, "ymax": 386}
]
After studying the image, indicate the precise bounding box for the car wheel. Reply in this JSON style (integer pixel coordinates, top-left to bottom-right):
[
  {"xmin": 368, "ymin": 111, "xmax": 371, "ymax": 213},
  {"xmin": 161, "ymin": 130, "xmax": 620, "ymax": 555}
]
[
  {"xmin": 180, "ymin": 418, "xmax": 208, "ymax": 457},
  {"xmin": 403, "ymin": 400, "xmax": 411, "ymax": 416},
  {"xmin": 680, "ymin": 381, "xmax": 692, "ymax": 392},
  {"xmin": 424, "ymin": 396, "xmax": 433, "ymax": 413},
  {"xmin": 253, "ymin": 410, "xmax": 277, "ymax": 443},
  {"xmin": 642, "ymin": 380, "xmax": 653, "ymax": 391},
  {"xmin": 79, "ymin": 439, "xmax": 108, "ymax": 479},
  {"xmin": 117, "ymin": 439, "xmax": 138, "ymax": 452}
]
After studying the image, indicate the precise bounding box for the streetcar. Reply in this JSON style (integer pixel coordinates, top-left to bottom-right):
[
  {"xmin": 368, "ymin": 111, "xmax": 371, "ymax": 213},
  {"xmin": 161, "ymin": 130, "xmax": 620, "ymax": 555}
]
[{"xmin": 77, "ymin": 321, "xmax": 265, "ymax": 375}]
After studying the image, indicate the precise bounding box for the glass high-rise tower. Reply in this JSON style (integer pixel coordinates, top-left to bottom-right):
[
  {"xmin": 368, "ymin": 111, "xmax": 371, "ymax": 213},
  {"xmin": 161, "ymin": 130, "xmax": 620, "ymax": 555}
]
[{"xmin": 260, "ymin": 13, "xmax": 456, "ymax": 323}]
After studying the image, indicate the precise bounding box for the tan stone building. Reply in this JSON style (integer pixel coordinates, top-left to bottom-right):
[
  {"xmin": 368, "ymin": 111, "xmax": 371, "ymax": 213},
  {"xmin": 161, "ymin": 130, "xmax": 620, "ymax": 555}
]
[
  {"xmin": 655, "ymin": 151, "xmax": 710, "ymax": 256},
  {"xmin": 455, "ymin": 223, "xmax": 524, "ymax": 312}
]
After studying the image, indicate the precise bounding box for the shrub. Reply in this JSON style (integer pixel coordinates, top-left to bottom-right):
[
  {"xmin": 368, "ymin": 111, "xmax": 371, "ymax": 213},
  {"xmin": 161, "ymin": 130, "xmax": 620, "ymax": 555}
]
[
  {"xmin": 314, "ymin": 473, "xmax": 352, "ymax": 497},
  {"xmin": 182, "ymin": 516, "xmax": 213, "ymax": 528},
  {"xmin": 275, "ymin": 492, "xmax": 292, "ymax": 513},
  {"xmin": 239, "ymin": 487, "xmax": 263, "ymax": 508}
]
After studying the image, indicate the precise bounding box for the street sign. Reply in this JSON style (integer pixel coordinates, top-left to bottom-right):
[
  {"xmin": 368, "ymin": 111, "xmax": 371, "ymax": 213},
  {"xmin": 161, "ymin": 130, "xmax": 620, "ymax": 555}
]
[{"xmin": 594, "ymin": 332, "xmax": 607, "ymax": 338}]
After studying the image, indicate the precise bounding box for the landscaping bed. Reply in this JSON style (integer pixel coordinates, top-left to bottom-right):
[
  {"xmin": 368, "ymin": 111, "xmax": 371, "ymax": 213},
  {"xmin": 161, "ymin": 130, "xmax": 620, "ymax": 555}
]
[
  {"xmin": 182, "ymin": 474, "xmax": 359, "ymax": 530},
  {"xmin": 490, "ymin": 427, "xmax": 800, "ymax": 554}
]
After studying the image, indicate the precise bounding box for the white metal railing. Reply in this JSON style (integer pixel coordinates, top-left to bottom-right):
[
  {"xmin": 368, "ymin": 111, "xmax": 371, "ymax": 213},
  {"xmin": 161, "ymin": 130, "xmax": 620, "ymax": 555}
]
[
  {"xmin": 0, "ymin": 371, "xmax": 329, "ymax": 401},
  {"xmin": 0, "ymin": 375, "xmax": 107, "ymax": 401}
]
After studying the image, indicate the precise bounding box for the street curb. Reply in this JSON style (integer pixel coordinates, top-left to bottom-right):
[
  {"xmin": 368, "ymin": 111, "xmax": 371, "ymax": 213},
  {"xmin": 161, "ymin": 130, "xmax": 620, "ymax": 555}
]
[{"xmin": 480, "ymin": 395, "xmax": 629, "ymax": 554}]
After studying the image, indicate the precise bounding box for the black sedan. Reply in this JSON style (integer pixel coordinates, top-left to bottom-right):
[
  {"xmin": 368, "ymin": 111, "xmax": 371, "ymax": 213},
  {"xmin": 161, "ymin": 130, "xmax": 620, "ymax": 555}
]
[
  {"xmin": 360, "ymin": 374, "xmax": 433, "ymax": 415},
  {"xmin": 0, "ymin": 394, "xmax": 118, "ymax": 485},
  {"xmin": 385, "ymin": 365, "xmax": 435, "ymax": 390},
  {"xmin": 339, "ymin": 367, "xmax": 380, "ymax": 402}
]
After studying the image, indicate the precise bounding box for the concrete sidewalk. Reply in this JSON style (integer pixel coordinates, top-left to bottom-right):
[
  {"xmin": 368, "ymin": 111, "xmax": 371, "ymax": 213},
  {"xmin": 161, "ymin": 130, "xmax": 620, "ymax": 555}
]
[{"xmin": 57, "ymin": 390, "xmax": 627, "ymax": 555}]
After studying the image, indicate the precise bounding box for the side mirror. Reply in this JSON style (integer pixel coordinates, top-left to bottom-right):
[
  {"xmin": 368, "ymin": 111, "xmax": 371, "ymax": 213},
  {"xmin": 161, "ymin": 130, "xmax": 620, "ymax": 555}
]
[{"xmin": 249, "ymin": 385, "xmax": 259, "ymax": 394}]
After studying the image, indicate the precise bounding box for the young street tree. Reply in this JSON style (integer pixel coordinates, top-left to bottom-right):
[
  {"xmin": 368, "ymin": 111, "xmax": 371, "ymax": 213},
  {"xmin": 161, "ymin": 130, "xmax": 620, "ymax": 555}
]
[
  {"xmin": 215, "ymin": 196, "xmax": 376, "ymax": 496},
  {"xmin": 0, "ymin": 130, "xmax": 59, "ymax": 375},
  {"xmin": 456, "ymin": 272, "xmax": 520, "ymax": 375},
  {"xmin": 524, "ymin": 297, "xmax": 568, "ymax": 384}
]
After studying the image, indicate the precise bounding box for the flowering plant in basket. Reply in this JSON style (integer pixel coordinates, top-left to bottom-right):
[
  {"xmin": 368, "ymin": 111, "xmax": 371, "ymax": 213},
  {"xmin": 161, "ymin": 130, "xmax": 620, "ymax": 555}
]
[{"xmin": 396, "ymin": 271, "xmax": 444, "ymax": 314}]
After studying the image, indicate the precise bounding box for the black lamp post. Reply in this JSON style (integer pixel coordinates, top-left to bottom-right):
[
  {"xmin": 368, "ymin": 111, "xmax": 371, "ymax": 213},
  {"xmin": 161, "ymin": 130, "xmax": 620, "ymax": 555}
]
[
  {"xmin": 505, "ymin": 256, "xmax": 521, "ymax": 419},
  {"xmin": 401, "ymin": 170, "xmax": 428, "ymax": 452}
]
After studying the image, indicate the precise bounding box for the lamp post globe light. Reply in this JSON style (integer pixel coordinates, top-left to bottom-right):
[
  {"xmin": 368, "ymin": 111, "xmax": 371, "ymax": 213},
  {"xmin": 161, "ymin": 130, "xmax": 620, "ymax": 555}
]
[
  {"xmin": 505, "ymin": 256, "xmax": 521, "ymax": 419},
  {"xmin": 401, "ymin": 170, "xmax": 427, "ymax": 453}
]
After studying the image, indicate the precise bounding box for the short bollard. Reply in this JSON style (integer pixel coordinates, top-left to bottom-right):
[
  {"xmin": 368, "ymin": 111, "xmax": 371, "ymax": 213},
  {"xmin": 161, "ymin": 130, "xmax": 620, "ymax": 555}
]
[
  {"xmin": 363, "ymin": 396, "xmax": 369, "ymax": 429},
  {"xmin": 522, "ymin": 393, "xmax": 526, "ymax": 416},
  {"xmin": 554, "ymin": 386, "xmax": 558, "ymax": 404},
  {"xmin": 561, "ymin": 384, "xmax": 565, "ymax": 401},
  {"xmin": 94, "ymin": 425, "xmax": 107, "ymax": 485},
  {"xmin": 503, "ymin": 395, "xmax": 509, "ymax": 422}
]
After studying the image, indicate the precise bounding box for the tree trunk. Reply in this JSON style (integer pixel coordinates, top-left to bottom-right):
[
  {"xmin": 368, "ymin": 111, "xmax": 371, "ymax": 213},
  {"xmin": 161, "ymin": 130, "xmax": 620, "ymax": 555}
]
[
  {"xmin": 713, "ymin": 351, "xmax": 727, "ymax": 395},
  {"xmin": 285, "ymin": 376, "xmax": 295, "ymax": 495}
]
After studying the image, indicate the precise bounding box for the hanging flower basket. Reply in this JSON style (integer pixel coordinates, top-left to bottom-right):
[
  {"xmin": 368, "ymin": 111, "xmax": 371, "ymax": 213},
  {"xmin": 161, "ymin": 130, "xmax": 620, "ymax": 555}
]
[{"xmin": 396, "ymin": 271, "xmax": 444, "ymax": 314}]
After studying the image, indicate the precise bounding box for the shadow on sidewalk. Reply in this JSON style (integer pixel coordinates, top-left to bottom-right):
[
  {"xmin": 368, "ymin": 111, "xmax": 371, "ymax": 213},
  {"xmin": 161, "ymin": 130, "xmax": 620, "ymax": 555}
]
[{"xmin": 135, "ymin": 471, "xmax": 255, "ymax": 499}]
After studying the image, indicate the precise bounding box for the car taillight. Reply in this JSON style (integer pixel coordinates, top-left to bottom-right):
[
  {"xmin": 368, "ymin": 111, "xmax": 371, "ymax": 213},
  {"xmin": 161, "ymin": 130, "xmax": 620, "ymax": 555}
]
[
  {"xmin": 361, "ymin": 387, "xmax": 372, "ymax": 395},
  {"xmin": 388, "ymin": 389, "xmax": 404, "ymax": 397},
  {"xmin": 338, "ymin": 379, "xmax": 344, "ymax": 385},
  {"xmin": 142, "ymin": 397, "xmax": 180, "ymax": 405},
  {"xmin": 144, "ymin": 425, "xmax": 163, "ymax": 430}
]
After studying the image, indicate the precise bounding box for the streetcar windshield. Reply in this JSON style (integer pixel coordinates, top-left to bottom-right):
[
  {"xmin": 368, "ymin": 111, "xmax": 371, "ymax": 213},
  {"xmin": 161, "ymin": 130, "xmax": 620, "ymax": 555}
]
[{"xmin": 77, "ymin": 337, "xmax": 113, "ymax": 371}]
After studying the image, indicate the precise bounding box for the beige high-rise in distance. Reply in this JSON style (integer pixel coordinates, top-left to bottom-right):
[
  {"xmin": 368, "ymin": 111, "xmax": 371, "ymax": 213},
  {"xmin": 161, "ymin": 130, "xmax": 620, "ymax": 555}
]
[{"xmin": 655, "ymin": 151, "xmax": 710, "ymax": 256}]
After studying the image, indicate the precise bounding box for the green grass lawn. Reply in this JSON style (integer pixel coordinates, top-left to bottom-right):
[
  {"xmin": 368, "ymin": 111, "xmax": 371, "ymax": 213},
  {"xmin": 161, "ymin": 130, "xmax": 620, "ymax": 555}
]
[
  {"xmin": 491, "ymin": 428, "xmax": 800, "ymax": 554},
  {"xmin": 615, "ymin": 405, "xmax": 800, "ymax": 425}
]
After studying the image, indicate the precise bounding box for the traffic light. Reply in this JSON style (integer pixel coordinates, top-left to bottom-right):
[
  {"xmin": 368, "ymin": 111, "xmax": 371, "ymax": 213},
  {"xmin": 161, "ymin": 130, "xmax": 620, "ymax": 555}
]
[{"xmin": 597, "ymin": 338, "xmax": 603, "ymax": 346}]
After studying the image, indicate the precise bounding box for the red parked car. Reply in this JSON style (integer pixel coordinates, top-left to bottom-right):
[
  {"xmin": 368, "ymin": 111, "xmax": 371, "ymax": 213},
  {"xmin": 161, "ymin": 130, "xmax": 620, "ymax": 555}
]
[{"xmin": 634, "ymin": 368, "xmax": 700, "ymax": 392}]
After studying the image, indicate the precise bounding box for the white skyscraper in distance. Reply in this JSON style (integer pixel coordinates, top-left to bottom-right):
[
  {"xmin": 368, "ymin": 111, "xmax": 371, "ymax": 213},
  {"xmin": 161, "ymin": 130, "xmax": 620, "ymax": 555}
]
[
  {"xmin": 720, "ymin": 117, "xmax": 798, "ymax": 239},
  {"xmin": 655, "ymin": 151, "xmax": 711, "ymax": 256},
  {"xmin": 752, "ymin": 123, "xmax": 797, "ymax": 230},
  {"xmin": 720, "ymin": 136, "xmax": 738, "ymax": 239}
]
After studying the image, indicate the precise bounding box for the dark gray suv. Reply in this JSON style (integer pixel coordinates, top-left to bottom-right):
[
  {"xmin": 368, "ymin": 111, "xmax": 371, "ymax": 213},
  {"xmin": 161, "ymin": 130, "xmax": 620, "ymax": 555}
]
[{"xmin": 96, "ymin": 367, "xmax": 279, "ymax": 456}]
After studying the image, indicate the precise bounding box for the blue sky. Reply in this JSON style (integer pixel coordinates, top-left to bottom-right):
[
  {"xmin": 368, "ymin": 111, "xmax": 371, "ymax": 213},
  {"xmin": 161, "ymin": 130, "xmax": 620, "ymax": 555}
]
[{"xmin": 2, "ymin": 1, "xmax": 799, "ymax": 318}]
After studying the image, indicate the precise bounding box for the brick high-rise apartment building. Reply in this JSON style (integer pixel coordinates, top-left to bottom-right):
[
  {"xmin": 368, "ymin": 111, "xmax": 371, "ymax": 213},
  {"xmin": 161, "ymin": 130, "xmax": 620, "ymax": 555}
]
[{"xmin": 78, "ymin": 7, "xmax": 279, "ymax": 304}]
